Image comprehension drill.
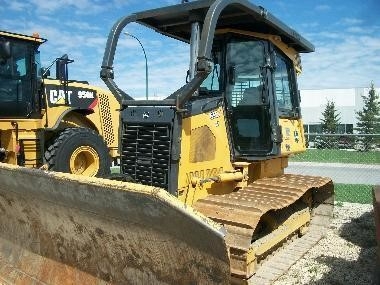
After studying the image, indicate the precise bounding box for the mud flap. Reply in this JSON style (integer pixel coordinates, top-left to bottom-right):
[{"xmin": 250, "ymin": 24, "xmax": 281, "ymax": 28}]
[{"xmin": 0, "ymin": 163, "xmax": 230, "ymax": 284}]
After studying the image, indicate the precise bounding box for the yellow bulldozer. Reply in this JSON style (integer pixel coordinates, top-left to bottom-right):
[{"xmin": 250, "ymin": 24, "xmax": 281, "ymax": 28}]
[
  {"xmin": 0, "ymin": 30, "xmax": 119, "ymax": 177},
  {"xmin": 0, "ymin": 1, "xmax": 334, "ymax": 284}
]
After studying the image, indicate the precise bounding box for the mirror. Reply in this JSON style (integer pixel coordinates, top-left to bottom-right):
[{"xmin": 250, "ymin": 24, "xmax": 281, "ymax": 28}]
[{"xmin": 56, "ymin": 54, "xmax": 69, "ymax": 82}]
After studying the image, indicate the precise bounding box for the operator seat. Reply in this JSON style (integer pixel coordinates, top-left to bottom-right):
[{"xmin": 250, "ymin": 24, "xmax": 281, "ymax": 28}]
[{"xmin": 238, "ymin": 85, "xmax": 263, "ymax": 106}]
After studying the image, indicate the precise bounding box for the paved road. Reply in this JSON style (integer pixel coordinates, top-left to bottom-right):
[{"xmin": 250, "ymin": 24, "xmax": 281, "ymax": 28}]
[{"xmin": 286, "ymin": 162, "xmax": 380, "ymax": 185}]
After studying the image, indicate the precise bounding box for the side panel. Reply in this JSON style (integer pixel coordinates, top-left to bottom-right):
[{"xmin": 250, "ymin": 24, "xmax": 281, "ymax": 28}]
[
  {"xmin": 178, "ymin": 102, "xmax": 235, "ymax": 206},
  {"xmin": 0, "ymin": 163, "xmax": 230, "ymax": 284},
  {"xmin": 279, "ymin": 118, "xmax": 306, "ymax": 155},
  {"xmin": 45, "ymin": 84, "xmax": 98, "ymax": 109}
]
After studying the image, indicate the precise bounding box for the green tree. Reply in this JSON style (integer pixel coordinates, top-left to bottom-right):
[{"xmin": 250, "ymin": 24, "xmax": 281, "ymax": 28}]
[
  {"xmin": 321, "ymin": 100, "xmax": 341, "ymax": 133},
  {"xmin": 316, "ymin": 100, "xmax": 341, "ymax": 148},
  {"xmin": 355, "ymin": 82, "xmax": 380, "ymax": 151}
]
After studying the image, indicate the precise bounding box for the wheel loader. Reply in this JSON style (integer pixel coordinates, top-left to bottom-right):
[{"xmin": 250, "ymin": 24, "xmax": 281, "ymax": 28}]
[
  {"xmin": 0, "ymin": 1, "xmax": 334, "ymax": 284},
  {"xmin": 0, "ymin": 30, "xmax": 119, "ymax": 177}
]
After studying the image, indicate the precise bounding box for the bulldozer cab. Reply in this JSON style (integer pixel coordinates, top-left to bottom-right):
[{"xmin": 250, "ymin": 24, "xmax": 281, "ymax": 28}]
[
  {"xmin": 101, "ymin": 0, "xmax": 315, "ymax": 191},
  {"xmin": 207, "ymin": 35, "xmax": 281, "ymax": 157},
  {"xmin": 0, "ymin": 31, "xmax": 45, "ymax": 118},
  {"xmin": 101, "ymin": 0, "xmax": 313, "ymax": 161},
  {"xmin": 213, "ymin": 33, "xmax": 305, "ymax": 158}
]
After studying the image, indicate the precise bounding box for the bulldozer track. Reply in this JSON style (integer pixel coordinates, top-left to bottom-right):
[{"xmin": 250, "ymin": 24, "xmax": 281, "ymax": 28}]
[
  {"xmin": 194, "ymin": 174, "xmax": 334, "ymax": 284},
  {"xmin": 248, "ymin": 225, "xmax": 328, "ymax": 285}
]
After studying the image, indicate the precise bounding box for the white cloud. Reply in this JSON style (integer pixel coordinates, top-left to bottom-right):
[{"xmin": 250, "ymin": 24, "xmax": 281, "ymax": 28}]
[
  {"xmin": 28, "ymin": 0, "xmax": 131, "ymax": 15},
  {"xmin": 315, "ymin": 4, "xmax": 330, "ymax": 11},
  {"xmin": 2, "ymin": 0, "xmax": 31, "ymax": 11},
  {"xmin": 301, "ymin": 22, "xmax": 320, "ymax": 29},
  {"xmin": 65, "ymin": 21, "xmax": 101, "ymax": 31},
  {"xmin": 299, "ymin": 34, "xmax": 380, "ymax": 89},
  {"xmin": 29, "ymin": 0, "xmax": 66, "ymax": 13},
  {"xmin": 345, "ymin": 26, "xmax": 367, "ymax": 34},
  {"xmin": 340, "ymin": 18, "xmax": 364, "ymax": 26},
  {"xmin": 3, "ymin": 0, "xmax": 104, "ymax": 15},
  {"xmin": 306, "ymin": 31, "xmax": 342, "ymax": 41}
]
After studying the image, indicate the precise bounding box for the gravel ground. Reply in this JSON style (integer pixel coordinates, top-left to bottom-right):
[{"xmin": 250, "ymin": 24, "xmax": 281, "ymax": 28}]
[{"xmin": 273, "ymin": 202, "xmax": 378, "ymax": 285}]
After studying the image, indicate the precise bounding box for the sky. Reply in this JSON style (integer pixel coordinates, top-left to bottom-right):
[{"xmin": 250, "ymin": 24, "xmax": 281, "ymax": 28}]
[{"xmin": 1, "ymin": 0, "xmax": 379, "ymax": 99}]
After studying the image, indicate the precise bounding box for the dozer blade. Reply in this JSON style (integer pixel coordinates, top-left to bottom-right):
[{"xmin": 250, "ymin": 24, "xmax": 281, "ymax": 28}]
[
  {"xmin": 0, "ymin": 163, "xmax": 230, "ymax": 285},
  {"xmin": 194, "ymin": 174, "xmax": 334, "ymax": 284}
]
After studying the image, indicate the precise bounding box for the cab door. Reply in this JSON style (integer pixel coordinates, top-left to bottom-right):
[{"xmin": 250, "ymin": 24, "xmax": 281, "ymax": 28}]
[
  {"xmin": 225, "ymin": 37, "xmax": 280, "ymax": 159},
  {"xmin": 0, "ymin": 40, "xmax": 33, "ymax": 118}
]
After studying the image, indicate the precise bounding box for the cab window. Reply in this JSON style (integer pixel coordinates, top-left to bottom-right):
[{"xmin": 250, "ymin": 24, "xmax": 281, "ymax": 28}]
[
  {"xmin": 273, "ymin": 51, "xmax": 298, "ymax": 116},
  {"xmin": 0, "ymin": 40, "xmax": 32, "ymax": 117}
]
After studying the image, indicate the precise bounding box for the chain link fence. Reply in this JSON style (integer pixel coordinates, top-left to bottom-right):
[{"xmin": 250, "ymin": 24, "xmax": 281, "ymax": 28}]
[
  {"xmin": 305, "ymin": 133, "xmax": 380, "ymax": 151},
  {"xmin": 287, "ymin": 133, "xmax": 380, "ymax": 204}
]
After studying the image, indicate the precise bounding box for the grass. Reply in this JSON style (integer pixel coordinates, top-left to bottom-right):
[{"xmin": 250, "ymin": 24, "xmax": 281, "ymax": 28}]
[
  {"xmin": 290, "ymin": 149, "xmax": 378, "ymax": 204},
  {"xmin": 334, "ymin": 183, "xmax": 373, "ymax": 204},
  {"xmin": 290, "ymin": 149, "xmax": 380, "ymax": 164}
]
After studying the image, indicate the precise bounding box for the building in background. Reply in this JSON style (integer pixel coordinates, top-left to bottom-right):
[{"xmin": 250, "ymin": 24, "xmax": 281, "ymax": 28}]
[{"xmin": 300, "ymin": 87, "xmax": 380, "ymax": 134}]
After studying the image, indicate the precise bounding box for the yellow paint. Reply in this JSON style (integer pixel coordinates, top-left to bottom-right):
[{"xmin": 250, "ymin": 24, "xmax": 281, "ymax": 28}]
[
  {"xmin": 0, "ymin": 30, "xmax": 46, "ymax": 43},
  {"xmin": 247, "ymin": 157, "xmax": 287, "ymax": 182},
  {"xmin": 279, "ymin": 118, "xmax": 306, "ymax": 155},
  {"xmin": 177, "ymin": 106, "xmax": 236, "ymax": 206},
  {"xmin": 69, "ymin": 145, "xmax": 100, "ymax": 176},
  {"xmin": 0, "ymin": 120, "xmax": 43, "ymax": 166}
]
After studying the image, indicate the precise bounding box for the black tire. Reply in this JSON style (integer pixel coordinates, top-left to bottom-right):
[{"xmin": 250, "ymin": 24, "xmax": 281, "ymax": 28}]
[{"xmin": 44, "ymin": 128, "xmax": 111, "ymax": 177}]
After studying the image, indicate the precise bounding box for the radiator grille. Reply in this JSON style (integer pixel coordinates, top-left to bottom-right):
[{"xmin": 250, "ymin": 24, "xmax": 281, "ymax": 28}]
[{"xmin": 121, "ymin": 123, "xmax": 172, "ymax": 188}]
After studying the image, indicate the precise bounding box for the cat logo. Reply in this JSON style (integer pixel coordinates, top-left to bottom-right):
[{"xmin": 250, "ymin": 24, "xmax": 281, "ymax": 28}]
[{"xmin": 49, "ymin": 89, "xmax": 72, "ymax": 104}]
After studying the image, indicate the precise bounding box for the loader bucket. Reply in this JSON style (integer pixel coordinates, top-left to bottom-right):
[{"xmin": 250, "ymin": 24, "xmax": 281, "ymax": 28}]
[{"xmin": 0, "ymin": 163, "xmax": 230, "ymax": 284}]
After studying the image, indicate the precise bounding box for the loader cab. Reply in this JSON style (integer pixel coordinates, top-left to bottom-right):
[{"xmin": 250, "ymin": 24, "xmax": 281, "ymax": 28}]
[
  {"xmin": 200, "ymin": 33, "xmax": 300, "ymax": 159},
  {"xmin": 0, "ymin": 31, "xmax": 45, "ymax": 118}
]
